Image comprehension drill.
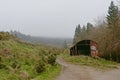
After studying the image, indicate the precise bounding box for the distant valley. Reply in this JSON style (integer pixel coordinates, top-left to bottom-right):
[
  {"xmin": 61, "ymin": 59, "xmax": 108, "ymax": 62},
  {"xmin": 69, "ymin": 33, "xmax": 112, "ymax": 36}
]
[{"xmin": 10, "ymin": 31, "xmax": 72, "ymax": 48}]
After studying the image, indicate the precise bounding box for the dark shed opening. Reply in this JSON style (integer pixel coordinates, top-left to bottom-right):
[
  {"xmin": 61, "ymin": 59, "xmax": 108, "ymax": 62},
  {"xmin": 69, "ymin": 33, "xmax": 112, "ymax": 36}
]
[{"xmin": 70, "ymin": 40, "xmax": 98, "ymax": 57}]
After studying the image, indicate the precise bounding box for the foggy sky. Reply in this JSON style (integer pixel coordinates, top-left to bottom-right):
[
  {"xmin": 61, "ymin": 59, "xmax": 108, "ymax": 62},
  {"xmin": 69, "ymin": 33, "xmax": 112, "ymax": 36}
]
[{"xmin": 0, "ymin": 0, "xmax": 117, "ymax": 38}]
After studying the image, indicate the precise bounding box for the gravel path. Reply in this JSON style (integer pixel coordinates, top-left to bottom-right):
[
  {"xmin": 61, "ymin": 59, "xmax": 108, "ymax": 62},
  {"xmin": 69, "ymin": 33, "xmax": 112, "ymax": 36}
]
[{"xmin": 56, "ymin": 58, "xmax": 120, "ymax": 80}]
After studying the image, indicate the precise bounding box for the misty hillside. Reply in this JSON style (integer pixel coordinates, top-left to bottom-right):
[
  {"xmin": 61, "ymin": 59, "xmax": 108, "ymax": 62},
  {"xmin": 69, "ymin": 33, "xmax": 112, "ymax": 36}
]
[{"xmin": 10, "ymin": 31, "xmax": 72, "ymax": 48}]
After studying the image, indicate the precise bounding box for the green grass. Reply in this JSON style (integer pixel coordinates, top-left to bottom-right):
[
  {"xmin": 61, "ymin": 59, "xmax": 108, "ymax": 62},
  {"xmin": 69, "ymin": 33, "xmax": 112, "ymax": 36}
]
[
  {"xmin": 0, "ymin": 33, "xmax": 62, "ymax": 80},
  {"xmin": 61, "ymin": 50, "xmax": 119, "ymax": 69},
  {"xmin": 35, "ymin": 64, "xmax": 61, "ymax": 80}
]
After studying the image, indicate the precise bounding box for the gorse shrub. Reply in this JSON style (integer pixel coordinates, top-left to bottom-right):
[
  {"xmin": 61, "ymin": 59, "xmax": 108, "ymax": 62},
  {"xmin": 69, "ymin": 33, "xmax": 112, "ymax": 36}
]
[
  {"xmin": 0, "ymin": 32, "xmax": 13, "ymax": 40},
  {"xmin": 35, "ymin": 60, "xmax": 45, "ymax": 73},
  {"xmin": 0, "ymin": 57, "xmax": 7, "ymax": 69},
  {"xmin": 11, "ymin": 62, "xmax": 17, "ymax": 69},
  {"xmin": 48, "ymin": 53, "xmax": 56, "ymax": 66}
]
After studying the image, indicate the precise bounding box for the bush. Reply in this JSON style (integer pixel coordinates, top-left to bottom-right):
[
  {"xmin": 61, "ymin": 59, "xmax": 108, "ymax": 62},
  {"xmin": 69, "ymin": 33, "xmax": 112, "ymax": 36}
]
[
  {"xmin": 48, "ymin": 54, "xmax": 56, "ymax": 66},
  {"xmin": 35, "ymin": 60, "xmax": 45, "ymax": 73},
  {"xmin": 0, "ymin": 57, "xmax": 7, "ymax": 69},
  {"xmin": 0, "ymin": 32, "xmax": 12, "ymax": 40},
  {"xmin": 0, "ymin": 63, "xmax": 6, "ymax": 69}
]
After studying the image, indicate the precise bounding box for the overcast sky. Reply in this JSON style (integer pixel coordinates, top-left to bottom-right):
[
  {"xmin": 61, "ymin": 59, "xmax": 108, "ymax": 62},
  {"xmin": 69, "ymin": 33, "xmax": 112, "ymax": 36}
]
[{"xmin": 0, "ymin": 0, "xmax": 118, "ymax": 38}]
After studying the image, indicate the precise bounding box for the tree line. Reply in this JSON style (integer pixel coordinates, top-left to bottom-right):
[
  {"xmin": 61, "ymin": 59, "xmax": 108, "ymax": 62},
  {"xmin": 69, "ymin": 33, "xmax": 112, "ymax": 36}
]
[{"xmin": 73, "ymin": 1, "xmax": 120, "ymax": 62}]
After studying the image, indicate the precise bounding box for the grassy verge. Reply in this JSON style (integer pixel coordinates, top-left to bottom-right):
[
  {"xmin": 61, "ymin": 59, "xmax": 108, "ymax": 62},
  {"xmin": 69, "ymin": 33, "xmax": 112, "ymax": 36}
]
[
  {"xmin": 60, "ymin": 50, "xmax": 119, "ymax": 69},
  {"xmin": 35, "ymin": 64, "xmax": 61, "ymax": 80}
]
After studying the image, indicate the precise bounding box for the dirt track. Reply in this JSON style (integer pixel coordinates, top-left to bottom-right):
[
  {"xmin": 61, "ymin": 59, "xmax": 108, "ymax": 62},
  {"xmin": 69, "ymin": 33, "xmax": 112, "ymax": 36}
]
[{"xmin": 56, "ymin": 58, "xmax": 120, "ymax": 80}]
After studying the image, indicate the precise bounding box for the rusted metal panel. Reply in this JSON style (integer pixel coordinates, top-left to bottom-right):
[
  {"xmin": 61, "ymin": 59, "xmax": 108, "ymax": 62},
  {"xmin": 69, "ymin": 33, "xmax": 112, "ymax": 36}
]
[{"xmin": 90, "ymin": 41, "xmax": 98, "ymax": 58}]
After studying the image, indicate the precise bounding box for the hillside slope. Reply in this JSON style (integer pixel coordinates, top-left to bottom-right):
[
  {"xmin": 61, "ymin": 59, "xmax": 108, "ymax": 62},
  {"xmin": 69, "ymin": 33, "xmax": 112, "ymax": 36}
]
[{"xmin": 0, "ymin": 32, "xmax": 61, "ymax": 80}]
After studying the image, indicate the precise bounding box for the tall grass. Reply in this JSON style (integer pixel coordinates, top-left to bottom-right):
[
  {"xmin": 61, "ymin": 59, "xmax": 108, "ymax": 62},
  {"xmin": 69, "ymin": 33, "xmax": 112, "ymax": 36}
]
[{"xmin": 0, "ymin": 32, "xmax": 61, "ymax": 80}]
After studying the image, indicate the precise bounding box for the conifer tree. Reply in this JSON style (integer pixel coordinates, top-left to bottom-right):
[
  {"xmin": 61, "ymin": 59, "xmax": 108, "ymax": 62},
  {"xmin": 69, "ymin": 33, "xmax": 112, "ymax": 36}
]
[
  {"xmin": 106, "ymin": 1, "xmax": 120, "ymax": 61},
  {"xmin": 86, "ymin": 22, "xmax": 93, "ymax": 34},
  {"xmin": 73, "ymin": 24, "xmax": 81, "ymax": 44},
  {"xmin": 107, "ymin": 1, "xmax": 119, "ymax": 41}
]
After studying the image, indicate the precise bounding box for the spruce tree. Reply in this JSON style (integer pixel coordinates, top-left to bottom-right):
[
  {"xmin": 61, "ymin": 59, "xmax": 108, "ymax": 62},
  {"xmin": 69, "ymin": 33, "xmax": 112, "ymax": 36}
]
[
  {"xmin": 106, "ymin": 1, "xmax": 120, "ymax": 61},
  {"xmin": 107, "ymin": 1, "xmax": 119, "ymax": 41},
  {"xmin": 81, "ymin": 25, "xmax": 87, "ymax": 40},
  {"xmin": 86, "ymin": 22, "xmax": 93, "ymax": 34},
  {"xmin": 73, "ymin": 24, "xmax": 81, "ymax": 44},
  {"xmin": 107, "ymin": 1, "xmax": 119, "ymax": 27}
]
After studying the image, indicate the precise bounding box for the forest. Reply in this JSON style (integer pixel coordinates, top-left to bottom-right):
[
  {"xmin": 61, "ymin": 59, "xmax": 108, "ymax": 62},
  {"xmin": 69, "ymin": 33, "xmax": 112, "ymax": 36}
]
[{"xmin": 73, "ymin": 1, "xmax": 120, "ymax": 62}]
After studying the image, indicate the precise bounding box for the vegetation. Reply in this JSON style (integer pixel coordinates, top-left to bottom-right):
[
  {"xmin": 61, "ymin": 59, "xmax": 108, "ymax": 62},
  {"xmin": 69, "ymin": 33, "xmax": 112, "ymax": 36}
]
[
  {"xmin": 35, "ymin": 64, "xmax": 61, "ymax": 80},
  {"xmin": 73, "ymin": 1, "xmax": 120, "ymax": 62},
  {"xmin": 0, "ymin": 1, "xmax": 120, "ymax": 79},
  {"xmin": 73, "ymin": 23, "xmax": 93, "ymax": 44},
  {"xmin": 48, "ymin": 54, "xmax": 57, "ymax": 66},
  {"xmin": 0, "ymin": 32, "xmax": 61, "ymax": 80},
  {"xmin": 61, "ymin": 50, "xmax": 119, "ymax": 69},
  {"xmin": 0, "ymin": 32, "xmax": 13, "ymax": 40}
]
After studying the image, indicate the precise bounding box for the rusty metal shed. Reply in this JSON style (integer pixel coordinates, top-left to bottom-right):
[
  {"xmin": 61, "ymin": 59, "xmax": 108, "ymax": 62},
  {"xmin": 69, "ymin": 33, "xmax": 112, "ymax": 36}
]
[{"xmin": 70, "ymin": 40, "xmax": 98, "ymax": 57}]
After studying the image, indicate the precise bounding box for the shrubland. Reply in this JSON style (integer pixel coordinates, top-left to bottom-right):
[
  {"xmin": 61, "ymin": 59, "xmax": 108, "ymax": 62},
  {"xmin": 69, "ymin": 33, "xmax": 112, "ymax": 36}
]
[{"xmin": 0, "ymin": 32, "xmax": 61, "ymax": 80}]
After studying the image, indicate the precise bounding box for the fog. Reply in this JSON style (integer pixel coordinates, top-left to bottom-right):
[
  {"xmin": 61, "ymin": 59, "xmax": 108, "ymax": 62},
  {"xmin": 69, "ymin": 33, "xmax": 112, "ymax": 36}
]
[{"xmin": 0, "ymin": 0, "xmax": 117, "ymax": 38}]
